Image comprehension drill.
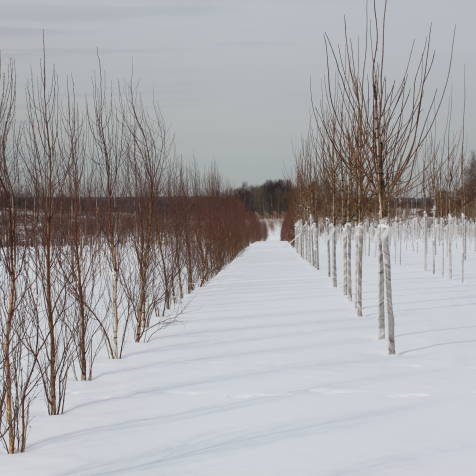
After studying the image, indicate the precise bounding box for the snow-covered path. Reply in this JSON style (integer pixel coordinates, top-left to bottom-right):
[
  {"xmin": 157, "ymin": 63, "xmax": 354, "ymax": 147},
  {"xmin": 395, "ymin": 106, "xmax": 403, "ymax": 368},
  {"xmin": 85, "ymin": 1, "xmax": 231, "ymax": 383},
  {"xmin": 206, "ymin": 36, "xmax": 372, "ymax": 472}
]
[{"xmin": 3, "ymin": 229, "xmax": 476, "ymax": 475}]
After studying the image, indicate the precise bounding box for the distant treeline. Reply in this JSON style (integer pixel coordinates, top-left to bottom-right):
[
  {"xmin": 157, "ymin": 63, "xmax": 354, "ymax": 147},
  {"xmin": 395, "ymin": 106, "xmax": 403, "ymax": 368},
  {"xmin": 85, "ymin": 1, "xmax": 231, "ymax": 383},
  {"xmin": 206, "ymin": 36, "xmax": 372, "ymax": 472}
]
[{"xmin": 235, "ymin": 179, "xmax": 292, "ymax": 216}]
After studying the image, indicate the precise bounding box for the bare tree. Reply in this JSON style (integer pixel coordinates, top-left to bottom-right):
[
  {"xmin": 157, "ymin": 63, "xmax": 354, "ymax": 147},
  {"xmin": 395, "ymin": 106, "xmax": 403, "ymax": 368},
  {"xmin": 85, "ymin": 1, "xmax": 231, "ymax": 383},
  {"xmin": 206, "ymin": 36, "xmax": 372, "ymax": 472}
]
[
  {"xmin": 0, "ymin": 57, "xmax": 41, "ymax": 453},
  {"xmin": 121, "ymin": 82, "xmax": 170, "ymax": 341},
  {"xmin": 23, "ymin": 42, "xmax": 74, "ymax": 414},
  {"xmin": 61, "ymin": 79, "xmax": 103, "ymax": 380},
  {"xmin": 88, "ymin": 59, "xmax": 128, "ymax": 359}
]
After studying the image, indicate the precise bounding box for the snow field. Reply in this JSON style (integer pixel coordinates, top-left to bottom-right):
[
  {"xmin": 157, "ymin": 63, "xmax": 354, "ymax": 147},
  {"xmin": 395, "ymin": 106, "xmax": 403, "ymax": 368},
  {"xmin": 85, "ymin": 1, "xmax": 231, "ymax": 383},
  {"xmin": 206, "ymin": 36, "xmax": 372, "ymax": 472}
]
[{"xmin": 1, "ymin": 223, "xmax": 475, "ymax": 475}]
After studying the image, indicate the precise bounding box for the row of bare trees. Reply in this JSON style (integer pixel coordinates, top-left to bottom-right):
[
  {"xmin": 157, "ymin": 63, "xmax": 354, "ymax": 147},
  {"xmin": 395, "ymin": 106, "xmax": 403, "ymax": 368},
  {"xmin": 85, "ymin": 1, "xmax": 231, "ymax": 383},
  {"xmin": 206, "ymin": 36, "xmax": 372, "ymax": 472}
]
[
  {"xmin": 285, "ymin": 0, "xmax": 462, "ymax": 355},
  {"xmin": 0, "ymin": 54, "xmax": 265, "ymax": 453},
  {"xmin": 286, "ymin": 0, "xmax": 461, "ymax": 230}
]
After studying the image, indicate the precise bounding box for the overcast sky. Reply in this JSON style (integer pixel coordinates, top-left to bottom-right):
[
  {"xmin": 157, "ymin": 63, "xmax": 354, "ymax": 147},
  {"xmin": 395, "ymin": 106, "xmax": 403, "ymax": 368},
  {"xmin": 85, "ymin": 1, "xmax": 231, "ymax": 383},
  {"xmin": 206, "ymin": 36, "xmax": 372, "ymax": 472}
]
[{"xmin": 0, "ymin": 0, "xmax": 474, "ymax": 185}]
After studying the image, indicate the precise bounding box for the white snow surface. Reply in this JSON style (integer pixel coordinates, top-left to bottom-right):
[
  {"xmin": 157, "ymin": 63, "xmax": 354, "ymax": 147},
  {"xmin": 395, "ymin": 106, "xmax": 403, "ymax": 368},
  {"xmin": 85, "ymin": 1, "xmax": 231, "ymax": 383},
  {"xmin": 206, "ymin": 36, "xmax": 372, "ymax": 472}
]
[{"xmin": 2, "ymin": 223, "xmax": 476, "ymax": 475}]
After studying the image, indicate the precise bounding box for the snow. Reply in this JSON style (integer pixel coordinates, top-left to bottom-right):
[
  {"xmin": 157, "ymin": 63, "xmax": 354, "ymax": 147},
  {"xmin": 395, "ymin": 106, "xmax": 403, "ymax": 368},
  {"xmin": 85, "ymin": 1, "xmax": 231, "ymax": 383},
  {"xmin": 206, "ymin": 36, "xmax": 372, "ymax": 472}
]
[{"xmin": 2, "ymin": 222, "xmax": 476, "ymax": 475}]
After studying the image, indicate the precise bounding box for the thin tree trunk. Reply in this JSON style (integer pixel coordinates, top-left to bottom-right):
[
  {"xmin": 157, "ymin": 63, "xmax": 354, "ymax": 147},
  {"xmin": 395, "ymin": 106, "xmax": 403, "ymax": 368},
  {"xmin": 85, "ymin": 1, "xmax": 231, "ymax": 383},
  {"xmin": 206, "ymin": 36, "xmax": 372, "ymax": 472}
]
[
  {"xmin": 381, "ymin": 225, "xmax": 395, "ymax": 354},
  {"xmin": 315, "ymin": 218, "xmax": 320, "ymax": 270},
  {"xmin": 332, "ymin": 225, "xmax": 337, "ymax": 288},
  {"xmin": 327, "ymin": 222, "xmax": 331, "ymax": 277},
  {"xmin": 346, "ymin": 223, "xmax": 352, "ymax": 301},
  {"xmin": 355, "ymin": 224, "xmax": 363, "ymax": 317},
  {"xmin": 423, "ymin": 211, "xmax": 428, "ymax": 271},
  {"xmin": 378, "ymin": 226, "xmax": 385, "ymax": 339},
  {"xmin": 342, "ymin": 225, "xmax": 348, "ymax": 295}
]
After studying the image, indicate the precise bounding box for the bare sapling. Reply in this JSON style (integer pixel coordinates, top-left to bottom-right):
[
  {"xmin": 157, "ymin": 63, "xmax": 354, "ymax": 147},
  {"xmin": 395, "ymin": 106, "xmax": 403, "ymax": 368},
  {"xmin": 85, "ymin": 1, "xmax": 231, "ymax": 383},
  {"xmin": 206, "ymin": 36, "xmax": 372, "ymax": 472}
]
[
  {"xmin": 0, "ymin": 57, "xmax": 41, "ymax": 453},
  {"xmin": 88, "ymin": 59, "xmax": 128, "ymax": 359},
  {"xmin": 61, "ymin": 79, "xmax": 103, "ymax": 380},
  {"xmin": 24, "ymin": 43, "xmax": 74, "ymax": 415}
]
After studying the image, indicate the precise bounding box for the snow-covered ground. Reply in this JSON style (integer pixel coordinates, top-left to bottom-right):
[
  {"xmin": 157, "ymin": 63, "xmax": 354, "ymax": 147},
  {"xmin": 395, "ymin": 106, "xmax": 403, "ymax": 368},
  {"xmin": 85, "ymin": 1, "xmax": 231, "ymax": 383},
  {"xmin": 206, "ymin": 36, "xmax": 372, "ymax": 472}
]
[{"xmin": 2, "ymin": 223, "xmax": 476, "ymax": 475}]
